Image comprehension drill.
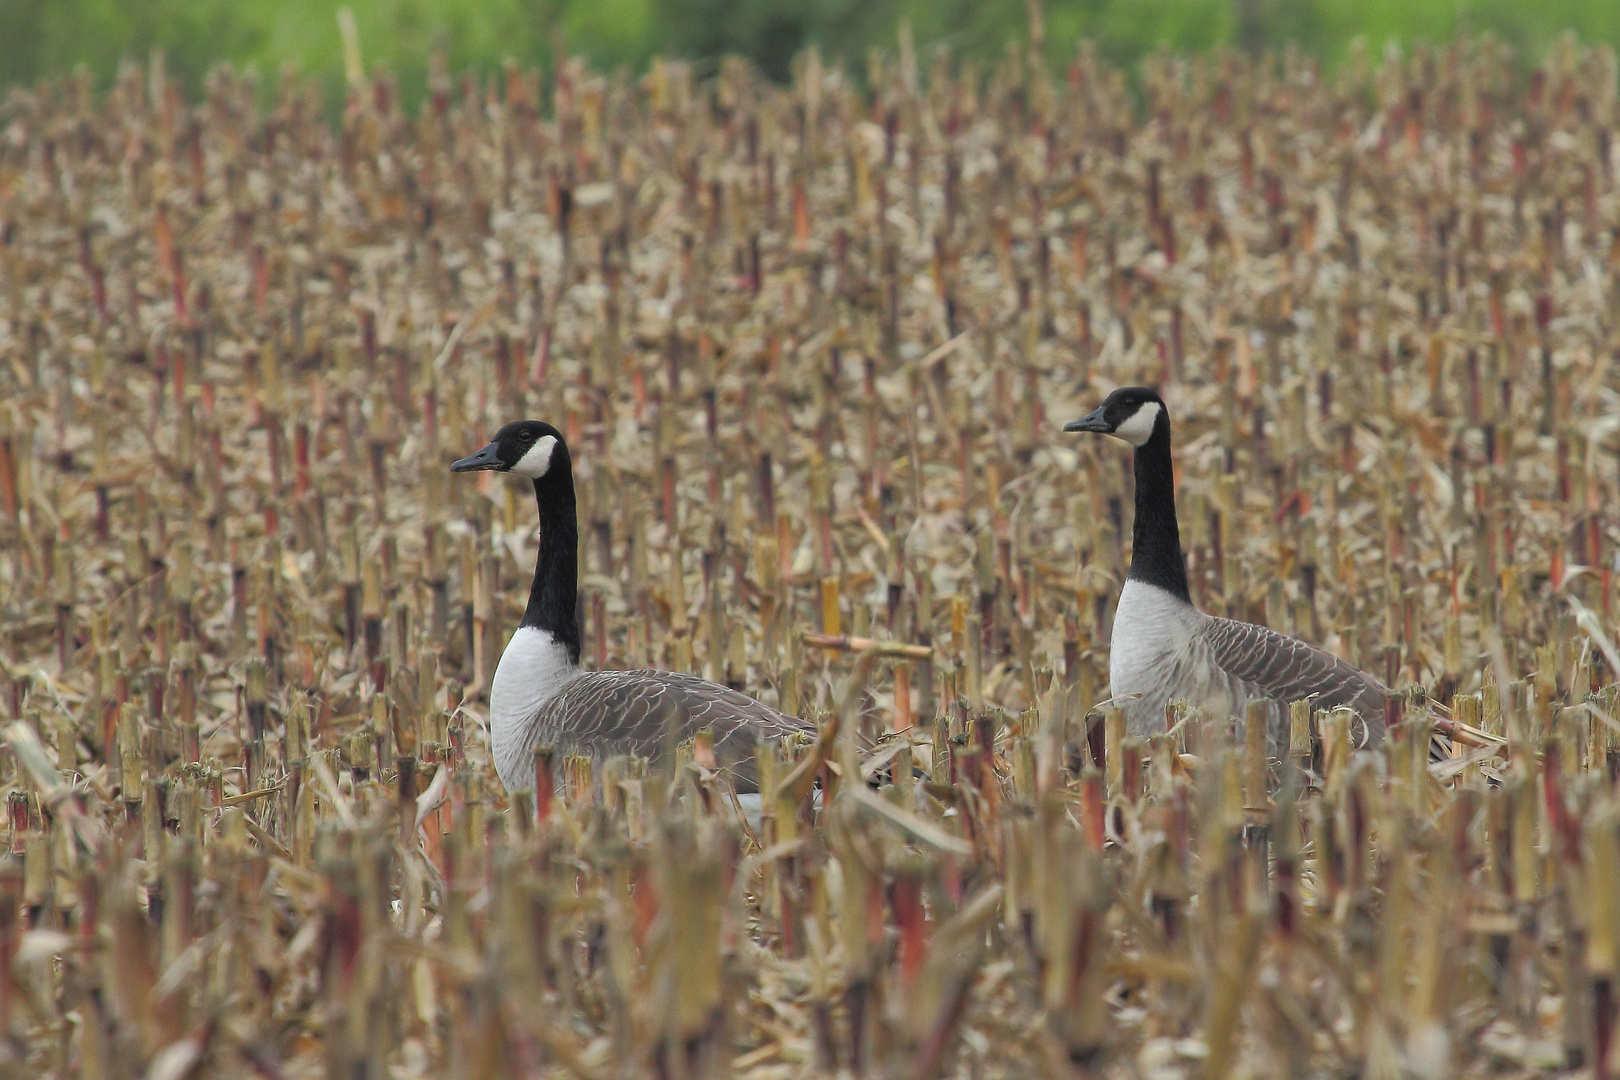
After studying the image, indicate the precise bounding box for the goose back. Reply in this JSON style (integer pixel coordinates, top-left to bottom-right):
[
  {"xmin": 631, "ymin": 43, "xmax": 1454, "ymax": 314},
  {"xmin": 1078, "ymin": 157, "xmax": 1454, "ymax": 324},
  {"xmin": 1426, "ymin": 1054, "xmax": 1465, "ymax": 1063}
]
[
  {"xmin": 1109, "ymin": 582, "xmax": 1389, "ymax": 749},
  {"xmin": 495, "ymin": 667, "xmax": 811, "ymax": 793},
  {"xmin": 1196, "ymin": 616, "xmax": 1387, "ymax": 719},
  {"xmin": 1195, "ymin": 615, "xmax": 1389, "ymax": 747}
]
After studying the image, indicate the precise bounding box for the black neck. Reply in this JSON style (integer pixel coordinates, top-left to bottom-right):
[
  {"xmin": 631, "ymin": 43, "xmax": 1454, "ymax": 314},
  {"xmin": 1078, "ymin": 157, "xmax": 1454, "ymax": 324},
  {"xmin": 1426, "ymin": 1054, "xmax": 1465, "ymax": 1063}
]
[
  {"xmin": 1127, "ymin": 418, "xmax": 1191, "ymax": 603},
  {"xmin": 522, "ymin": 468, "xmax": 582, "ymax": 664}
]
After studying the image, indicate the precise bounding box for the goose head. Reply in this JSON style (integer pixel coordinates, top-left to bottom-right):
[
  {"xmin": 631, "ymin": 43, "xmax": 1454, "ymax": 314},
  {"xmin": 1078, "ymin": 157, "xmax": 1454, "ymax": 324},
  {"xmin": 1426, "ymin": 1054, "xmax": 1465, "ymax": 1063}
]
[
  {"xmin": 1063, "ymin": 386, "xmax": 1166, "ymax": 448},
  {"xmin": 451, "ymin": 420, "xmax": 569, "ymax": 480}
]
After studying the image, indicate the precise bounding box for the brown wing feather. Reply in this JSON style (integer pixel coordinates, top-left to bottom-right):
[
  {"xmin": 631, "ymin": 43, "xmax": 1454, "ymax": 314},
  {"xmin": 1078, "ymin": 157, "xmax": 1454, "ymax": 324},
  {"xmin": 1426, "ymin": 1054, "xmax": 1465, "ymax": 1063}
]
[
  {"xmin": 1197, "ymin": 616, "xmax": 1389, "ymax": 733},
  {"xmin": 537, "ymin": 671, "xmax": 811, "ymax": 792}
]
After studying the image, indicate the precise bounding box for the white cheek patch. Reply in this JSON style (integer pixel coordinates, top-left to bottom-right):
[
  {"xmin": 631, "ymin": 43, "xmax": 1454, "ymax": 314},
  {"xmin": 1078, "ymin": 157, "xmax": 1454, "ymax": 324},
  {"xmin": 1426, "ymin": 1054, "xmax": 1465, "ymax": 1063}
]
[
  {"xmin": 510, "ymin": 435, "xmax": 558, "ymax": 478},
  {"xmin": 1112, "ymin": 402, "xmax": 1161, "ymax": 447}
]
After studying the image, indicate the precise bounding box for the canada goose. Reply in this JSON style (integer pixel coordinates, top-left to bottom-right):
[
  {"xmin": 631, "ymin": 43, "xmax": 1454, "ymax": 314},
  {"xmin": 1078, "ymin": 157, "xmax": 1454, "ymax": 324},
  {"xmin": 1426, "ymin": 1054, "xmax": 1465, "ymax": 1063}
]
[
  {"xmin": 452, "ymin": 421, "xmax": 812, "ymax": 795},
  {"xmin": 1064, "ymin": 387, "xmax": 1388, "ymax": 747}
]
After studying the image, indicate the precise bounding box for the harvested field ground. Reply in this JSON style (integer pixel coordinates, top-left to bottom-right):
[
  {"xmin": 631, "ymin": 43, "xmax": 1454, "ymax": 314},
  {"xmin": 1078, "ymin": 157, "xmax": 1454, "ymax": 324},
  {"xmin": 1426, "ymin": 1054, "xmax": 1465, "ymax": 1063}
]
[{"xmin": 2, "ymin": 37, "xmax": 1620, "ymax": 1079}]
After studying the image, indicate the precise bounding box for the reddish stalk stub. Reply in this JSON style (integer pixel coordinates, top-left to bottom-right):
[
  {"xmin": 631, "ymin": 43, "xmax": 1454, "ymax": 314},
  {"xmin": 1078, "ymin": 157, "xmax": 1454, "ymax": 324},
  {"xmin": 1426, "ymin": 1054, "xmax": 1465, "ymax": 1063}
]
[{"xmin": 533, "ymin": 745, "xmax": 555, "ymax": 826}]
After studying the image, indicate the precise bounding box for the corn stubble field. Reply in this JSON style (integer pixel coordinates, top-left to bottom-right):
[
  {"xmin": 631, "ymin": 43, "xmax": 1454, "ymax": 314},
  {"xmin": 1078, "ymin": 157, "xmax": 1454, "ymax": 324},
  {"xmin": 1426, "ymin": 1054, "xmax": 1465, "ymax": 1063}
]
[{"xmin": 3, "ymin": 31, "xmax": 1620, "ymax": 1079}]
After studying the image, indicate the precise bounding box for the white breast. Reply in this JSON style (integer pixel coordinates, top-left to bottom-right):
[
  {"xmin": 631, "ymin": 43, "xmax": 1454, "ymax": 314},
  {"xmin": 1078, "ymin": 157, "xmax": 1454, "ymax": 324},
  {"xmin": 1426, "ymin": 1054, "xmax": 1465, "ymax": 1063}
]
[
  {"xmin": 489, "ymin": 626, "xmax": 581, "ymax": 790},
  {"xmin": 1108, "ymin": 579, "xmax": 1226, "ymax": 735}
]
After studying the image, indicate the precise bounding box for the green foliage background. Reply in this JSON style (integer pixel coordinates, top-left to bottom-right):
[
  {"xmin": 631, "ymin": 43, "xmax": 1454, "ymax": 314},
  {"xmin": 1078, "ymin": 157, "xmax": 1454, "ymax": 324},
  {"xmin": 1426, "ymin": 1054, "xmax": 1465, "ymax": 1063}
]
[{"xmin": 3, "ymin": 0, "xmax": 1619, "ymax": 105}]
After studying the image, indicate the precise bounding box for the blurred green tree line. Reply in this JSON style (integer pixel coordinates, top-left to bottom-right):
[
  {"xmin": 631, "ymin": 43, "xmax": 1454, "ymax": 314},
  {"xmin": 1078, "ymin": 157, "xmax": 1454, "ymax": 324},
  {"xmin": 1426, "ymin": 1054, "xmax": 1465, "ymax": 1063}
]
[{"xmin": 3, "ymin": 0, "xmax": 1618, "ymax": 105}]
